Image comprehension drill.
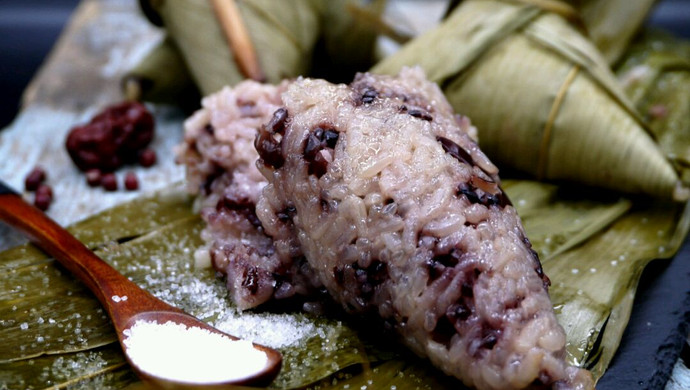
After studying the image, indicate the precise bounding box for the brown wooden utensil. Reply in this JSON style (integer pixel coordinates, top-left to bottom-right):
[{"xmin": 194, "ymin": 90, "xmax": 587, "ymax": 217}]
[{"xmin": 0, "ymin": 181, "xmax": 282, "ymax": 388}]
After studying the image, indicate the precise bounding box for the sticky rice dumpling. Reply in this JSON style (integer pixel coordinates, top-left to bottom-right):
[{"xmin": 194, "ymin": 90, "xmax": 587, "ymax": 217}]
[{"xmin": 178, "ymin": 68, "xmax": 594, "ymax": 389}]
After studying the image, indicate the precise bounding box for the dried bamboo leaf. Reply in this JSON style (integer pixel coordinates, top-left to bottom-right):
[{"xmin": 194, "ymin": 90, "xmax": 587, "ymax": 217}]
[
  {"xmin": 372, "ymin": 0, "xmax": 685, "ymax": 200},
  {"xmin": 566, "ymin": 0, "xmax": 658, "ymax": 66},
  {"xmin": 142, "ymin": 0, "xmax": 321, "ymax": 95}
]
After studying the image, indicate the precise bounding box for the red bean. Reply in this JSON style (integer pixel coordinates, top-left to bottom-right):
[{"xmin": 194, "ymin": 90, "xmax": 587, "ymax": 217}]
[
  {"xmin": 124, "ymin": 172, "xmax": 139, "ymax": 191},
  {"xmin": 101, "ymin": 173, "xmax": 118, "ymax": 191},
  {"xmin": 34, "ymin": 184, "xmax": 53, "ymax": 211},
  {"xmin": 36, "ymin": 183, "xmax": 52, "ymax": 197},
  {"xmin": 24, "ymin": 167, "xmax": 46, "ymax": 191},
  {"xmin": 34, "ymin": 193, "xmax": 51, "ymax": 211},
  {"xmin": 138, "ymin": 148, "xmax": 157, "ymax": 167},
  {"xmin": 85, "ymin": 169, "xmax": 102, "ymax": 187},
  {"xmin": 65, "ymin": 101, "xmax": 154, "ymax": 171}
]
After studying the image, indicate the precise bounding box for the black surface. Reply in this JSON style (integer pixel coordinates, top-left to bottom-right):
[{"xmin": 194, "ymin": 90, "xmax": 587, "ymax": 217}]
[
  {"xmin": 598, "ymin": 237, "xmax": 690, "ymax": 390},
  {"xmin": 646, "ymin": 0, "xmax": 690, "ymax": 39},
  {"xmin": 0, "ymin": 180, "xmax": 19, "ymax": 195},
  {"xmin": 0, "ymin": 0, "xmax": 79, "ymax": 128}
]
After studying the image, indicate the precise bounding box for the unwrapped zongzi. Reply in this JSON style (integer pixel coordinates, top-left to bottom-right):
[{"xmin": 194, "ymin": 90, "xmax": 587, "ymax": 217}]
[{"xmin": 178, "ymin": 67, "xmax": 594, "ymax": 390}]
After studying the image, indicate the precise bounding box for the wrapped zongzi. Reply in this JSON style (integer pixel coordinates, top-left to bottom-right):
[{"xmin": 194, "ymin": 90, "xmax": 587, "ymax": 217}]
[
  {"xmin": 140, "ymin": 0, "xmax": 322, "ymax": 94},
  {"xmin": 373, "ymin": 0, "xmax": 686, "ymax": 201},
  {"xmin": 138, "ymin": 0, "xmax": 388, "ymax": 94}
]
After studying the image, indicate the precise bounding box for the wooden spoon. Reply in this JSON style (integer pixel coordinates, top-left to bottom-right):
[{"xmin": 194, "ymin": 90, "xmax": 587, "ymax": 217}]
[{"xmin": 0, "ymin": 181, "xmax": 282, "ymax": 388}]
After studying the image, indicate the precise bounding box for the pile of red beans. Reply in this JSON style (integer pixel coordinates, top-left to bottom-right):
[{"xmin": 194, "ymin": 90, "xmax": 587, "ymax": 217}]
[{"xmin": 25, "ymin": 101, "xmax": 157, "ymax": 211}]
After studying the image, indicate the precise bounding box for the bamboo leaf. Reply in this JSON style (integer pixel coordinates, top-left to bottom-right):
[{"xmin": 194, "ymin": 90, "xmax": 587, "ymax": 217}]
[
  {"xmin": 304, "ymin": 359, "xmax": 461, "ymax": 390},
  {"xmin": 566, "ymin": 0, "xmax": 658, "ymax": 65},
  {"xmin": 0, "ymin": 186, "xmax": 380, "ymax": 389},
  {"xmin": 0, "ymin": 345, "xmax": 135, "ymax": 390},
  {"xmin": 310, "ymin": 0, "xmax": 389, "ymax": 81},
  {"xmin": 544, "ymin": 200, "xmax": 690, "ymax": 378},
  {"xmin": 0, "ymin": 184, "xmax": 193, "ymax": 272},
  {"xmin": 503, "ymin": 180, "xmax": 632, "ymax": 259}
]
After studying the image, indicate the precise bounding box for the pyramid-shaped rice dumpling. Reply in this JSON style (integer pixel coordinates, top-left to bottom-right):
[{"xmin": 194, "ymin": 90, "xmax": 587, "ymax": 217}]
[{"xmin": 373, "ymin": 0, "xmax": 686, "ymax": 201}]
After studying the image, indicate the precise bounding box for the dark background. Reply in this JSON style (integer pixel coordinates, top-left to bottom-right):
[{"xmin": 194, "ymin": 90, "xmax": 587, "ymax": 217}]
[
  {"xmin": 0, "ymin": 0, "xmax": 689, "ymax": 129},
  {"xmin": 0, "ymin": 0, "xmax": 79, "ymax": 128}
]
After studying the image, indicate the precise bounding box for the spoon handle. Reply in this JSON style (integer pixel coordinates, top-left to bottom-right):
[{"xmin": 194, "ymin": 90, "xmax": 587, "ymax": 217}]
[{"xmin": 0, "ymin": 181, "xmax": 181, "ymax": 329}]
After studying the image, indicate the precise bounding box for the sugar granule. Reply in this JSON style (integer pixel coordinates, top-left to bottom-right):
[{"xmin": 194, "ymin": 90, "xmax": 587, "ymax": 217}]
[{"xmin": 122, "ymin": 320, "xmax": 269, "ymax": 384}]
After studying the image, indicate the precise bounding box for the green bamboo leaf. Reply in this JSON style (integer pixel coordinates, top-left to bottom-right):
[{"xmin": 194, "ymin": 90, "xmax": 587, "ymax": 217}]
[
  {"xmin": 122, "ymin": 36, "xmax": 200, "ymax": 109},
  {"xmin": 0, "ymin": 273, "xmax": 115, "ymax": 363},
  {"xmin": 310, "ymin": 0, "xmax": 389, "ymax": 81},
  {"xmin": 275, "ymin": 322, "xmax": 371, "ymax": 389},
  {"xmin": 0, "ymin": 212, "xmax": 201, "ymax": 366},
  {"xmin": 98, "ymin": 217, "xmax": 376, "ymax": 389},
  {"xmin": 0, "ymin": 345, "xmax": 135, "ymax": 390},
  {"xmin": 141, "ymin": 0, "xmax": 321, "ymax": 95},
  {"xmin": 0, "ymin": 187, "xmax": 380, "ymax": 389},
  {"xmin": 304, "ymin": 358, "xmax": 460, "ymax": 390},
  {"xmin": 545, "ymin": 200, "xmax": 690, "ymax": 379},
  {"xmin": 504, "ymin": 180, "xmax": 632, "ymax": 259},
  {"xmin": 0, "ymin": 184, "xmax": 193, "ymax": 272}
]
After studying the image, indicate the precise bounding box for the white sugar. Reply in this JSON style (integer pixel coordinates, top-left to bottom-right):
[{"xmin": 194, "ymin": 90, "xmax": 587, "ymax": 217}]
[
  {"xmin": 118, "ymin": 242, "xmax": 321, "ymax": 353},
  {"xmin": 111, "ymin": 295, "xmax": 128, "ymax": 302},
  {"xmin": 212, "ymin": 309, "xmax": 316, "ymax": 349},
  {"xmin": 122, "ymin": 320, "xmax": 269, "ymax": 384}
]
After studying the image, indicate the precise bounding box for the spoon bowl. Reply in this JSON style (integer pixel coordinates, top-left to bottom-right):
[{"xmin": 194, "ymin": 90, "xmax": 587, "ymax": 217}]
[
  {"xmin": 122, "ymin": 311, "xmax": 282, "ymax": 388},
  {"xmin": 0, "ymin": 181, "xmax": 282, "ymax": 388}
]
